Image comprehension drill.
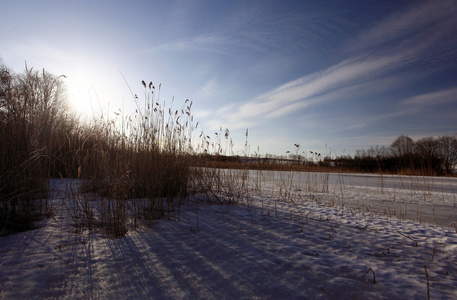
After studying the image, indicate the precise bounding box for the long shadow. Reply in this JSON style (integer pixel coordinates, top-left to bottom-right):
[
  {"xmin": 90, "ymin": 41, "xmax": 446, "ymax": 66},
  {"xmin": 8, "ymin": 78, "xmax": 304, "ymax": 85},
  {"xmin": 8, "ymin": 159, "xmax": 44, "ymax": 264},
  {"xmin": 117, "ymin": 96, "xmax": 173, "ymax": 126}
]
[{"xmin": 131, "ymin": 203, "xmax": 341, "ymax": 298}]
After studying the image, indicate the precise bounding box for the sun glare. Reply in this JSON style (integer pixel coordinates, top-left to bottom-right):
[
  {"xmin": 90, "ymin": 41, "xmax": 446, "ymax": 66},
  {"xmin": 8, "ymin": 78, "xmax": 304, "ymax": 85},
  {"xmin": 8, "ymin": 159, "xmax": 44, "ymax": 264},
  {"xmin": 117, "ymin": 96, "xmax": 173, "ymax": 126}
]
[
  {"xmin": 63, "ymin": 69, "xmax": 96, "ymax": 119},
  {"xmin": 63, "ymin": 60, "xmax": 130, "ymax": 122},
  {"xmin": 67, "ymin": 85, "xmax": 95, "ymax": 118}
]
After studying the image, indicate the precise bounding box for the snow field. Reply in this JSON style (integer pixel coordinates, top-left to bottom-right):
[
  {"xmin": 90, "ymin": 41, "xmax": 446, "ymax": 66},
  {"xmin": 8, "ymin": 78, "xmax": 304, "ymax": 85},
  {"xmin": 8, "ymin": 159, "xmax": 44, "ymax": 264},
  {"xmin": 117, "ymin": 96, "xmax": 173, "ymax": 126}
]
[{"xmin": 1, "ymin": 173, "xmax": 457, "ymax": 299}]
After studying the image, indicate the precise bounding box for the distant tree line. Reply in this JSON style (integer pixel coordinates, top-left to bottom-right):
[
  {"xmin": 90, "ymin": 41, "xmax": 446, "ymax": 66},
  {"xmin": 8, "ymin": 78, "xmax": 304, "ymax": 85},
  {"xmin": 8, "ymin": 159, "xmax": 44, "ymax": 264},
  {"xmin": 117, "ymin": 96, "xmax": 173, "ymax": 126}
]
[
  {"xmin": 197, "ymin": 135, "xmax": 457, "ymax": 176},
  {"xmin": 329, "ymin": 135, "xmax": 457, "ymax": 175}
]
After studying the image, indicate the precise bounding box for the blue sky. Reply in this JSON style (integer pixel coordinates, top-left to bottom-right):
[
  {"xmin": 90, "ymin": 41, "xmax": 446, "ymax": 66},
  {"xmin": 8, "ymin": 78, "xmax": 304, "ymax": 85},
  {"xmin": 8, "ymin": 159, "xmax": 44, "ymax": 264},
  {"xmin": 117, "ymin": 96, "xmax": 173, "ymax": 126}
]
[{"xmin": 1, "ymin": 0, "xmax": 457, "ymax": 157}]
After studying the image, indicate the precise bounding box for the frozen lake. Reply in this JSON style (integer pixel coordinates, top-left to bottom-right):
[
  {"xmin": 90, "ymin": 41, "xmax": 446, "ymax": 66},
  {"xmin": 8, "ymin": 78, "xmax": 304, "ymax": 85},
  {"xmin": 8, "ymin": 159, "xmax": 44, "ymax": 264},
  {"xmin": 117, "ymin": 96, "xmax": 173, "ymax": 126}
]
[
  {"xmin": 241, "ymin": 169, "xmax": 457, "ymax": 228},
  {"xmin": 328, "ymin": 172, "xmax": 457, "ymax": 194},
  {"xmin": 246, "ymin": 169, "xmax": 457, "ymax": 194}
]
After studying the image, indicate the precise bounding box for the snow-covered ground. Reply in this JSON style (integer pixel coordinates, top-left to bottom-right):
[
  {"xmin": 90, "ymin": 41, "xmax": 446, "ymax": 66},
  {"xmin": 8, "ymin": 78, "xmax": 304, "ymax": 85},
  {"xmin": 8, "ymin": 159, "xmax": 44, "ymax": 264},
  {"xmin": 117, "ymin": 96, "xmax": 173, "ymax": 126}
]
[{"xmin": 1, "ymin": 171, "xmax": 457, "ymax": 299}]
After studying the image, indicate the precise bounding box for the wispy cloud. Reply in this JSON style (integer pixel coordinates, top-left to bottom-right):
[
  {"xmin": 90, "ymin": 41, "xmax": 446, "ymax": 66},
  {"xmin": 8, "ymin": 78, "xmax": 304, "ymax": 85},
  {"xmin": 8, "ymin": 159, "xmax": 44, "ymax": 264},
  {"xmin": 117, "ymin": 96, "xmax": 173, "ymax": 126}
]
[
  {"xmin": 403, "ymin": 88, "xmax": 457, "ymax": 107},
  {"xmin": 207, "ymin": 0, "xmax": 456, "ymax": 130},
  {"xmin": 139, "ymin": 3, "xmax": 345, "ymax": 58},
  {"xmin": 12, "ymin": 40, "xmax": 73, "ymax": 61},
  {"xmin": 142, "ymin": 36, "xmax": 217, "ymax": 57},
  {"xmin": 346, "ymin": 1, "xmax": 457, "ymax": 54},
  {"xmin": 208, "ymin": 52, "xmax": 410, "ymax": 129}
]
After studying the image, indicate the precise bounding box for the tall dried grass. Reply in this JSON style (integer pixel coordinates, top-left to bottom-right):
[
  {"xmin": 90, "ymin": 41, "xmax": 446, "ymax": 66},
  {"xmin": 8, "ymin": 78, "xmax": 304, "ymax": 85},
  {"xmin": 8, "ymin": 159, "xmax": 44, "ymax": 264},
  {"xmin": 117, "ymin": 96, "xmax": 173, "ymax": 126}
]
[
  {"xmin": 64, "ymin": 82, "xmax": 202, "ymax": 236},
  {"xmin": 0, "ymin": 65, "xmax": 58, "ymax": 233}
]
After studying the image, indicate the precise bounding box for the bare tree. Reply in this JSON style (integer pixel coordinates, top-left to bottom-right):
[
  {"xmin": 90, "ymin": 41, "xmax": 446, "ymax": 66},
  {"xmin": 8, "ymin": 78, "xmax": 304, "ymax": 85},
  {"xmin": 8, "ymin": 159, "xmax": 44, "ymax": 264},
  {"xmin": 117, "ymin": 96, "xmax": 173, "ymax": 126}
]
[
  {"xmin": 12, "ymin": 66, "xmax": 68, "ymax": 154},
  {"xmin": 0, "ymin": 62, "xmax": 13, "ymax": 111},
  {"xmin": 415, "ymin": 137, "xmax": 440, "ymax": 160},
  {"xmin": 415, "ymin": 136, "xmax": 441, "ymax": 173},
  {"xmin": 437, "ymin": 135, "xmax": 457, "ymax": 174},
  {"xmin": 390, "ymin": 135, "xmax": 415, "ymax": 157}
]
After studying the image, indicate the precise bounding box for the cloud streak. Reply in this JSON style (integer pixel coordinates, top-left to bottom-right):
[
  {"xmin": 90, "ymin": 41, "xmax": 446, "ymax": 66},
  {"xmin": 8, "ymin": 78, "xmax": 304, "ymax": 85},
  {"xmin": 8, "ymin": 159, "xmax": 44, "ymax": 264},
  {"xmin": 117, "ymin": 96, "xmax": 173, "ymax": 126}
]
[
  {"xmin": 138, "ymin": 3, "xmax": 347, "ymax": 58},
  {"xmin": 347, "ymin": 0, "xmax": 457, "ymax": 53},
  {"xmin": 403, "ymin": 88, "xmax": 457, "ymax": 107},
  {"xmin": 210, "ymin": 52, "xmax": 409, "ymax": 129},
  {"xmin": 208, "ymin": 0, "xmax": 457, "ymax": 130}
]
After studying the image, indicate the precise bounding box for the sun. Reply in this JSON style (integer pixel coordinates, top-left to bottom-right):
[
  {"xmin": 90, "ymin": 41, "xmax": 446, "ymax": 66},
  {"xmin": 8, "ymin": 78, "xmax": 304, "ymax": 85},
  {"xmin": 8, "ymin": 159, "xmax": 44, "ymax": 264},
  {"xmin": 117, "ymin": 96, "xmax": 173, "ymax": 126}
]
[
  {"xmin": 61, "ymin": 67, "xmax": 92, "ymax": 116},
  {"xmin": 61, "ymin": 60, "xmax": 132, "ymax": 121},
  {"xmin": 66, "ymin": 85, "xmax": 95, "ymax": 118}
]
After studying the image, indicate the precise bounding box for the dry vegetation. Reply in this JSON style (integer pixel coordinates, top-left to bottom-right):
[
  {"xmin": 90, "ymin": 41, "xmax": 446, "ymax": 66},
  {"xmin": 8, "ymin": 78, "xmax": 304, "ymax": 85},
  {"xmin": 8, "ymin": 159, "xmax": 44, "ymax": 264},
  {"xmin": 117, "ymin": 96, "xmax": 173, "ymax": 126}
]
[
  {"xmin": 0, "ymin": 64, "xmax": 199, "ymax": 236},
  {"xmin": 1, "ymin": 63, "xmax": 456, "ymax": 237},
  {"xmin": 0, "ymin": 63, "xmax": 261, "ymax": 237}
]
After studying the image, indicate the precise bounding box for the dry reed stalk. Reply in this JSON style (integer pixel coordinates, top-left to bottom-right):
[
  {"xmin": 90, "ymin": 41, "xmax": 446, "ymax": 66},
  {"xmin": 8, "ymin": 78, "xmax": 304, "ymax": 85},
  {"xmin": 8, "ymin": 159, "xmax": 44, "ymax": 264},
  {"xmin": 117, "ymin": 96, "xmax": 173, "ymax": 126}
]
[
  {"xmin": 363, "ymin": 268, "xmax": 376, "ymax": 284},
  {"xmin": 424, "ymin": 265, "xmax": 430, "ymax": 300},
  {"xmin": 397, "ymin": 231, "xmax": 418, "ymax": 246}
]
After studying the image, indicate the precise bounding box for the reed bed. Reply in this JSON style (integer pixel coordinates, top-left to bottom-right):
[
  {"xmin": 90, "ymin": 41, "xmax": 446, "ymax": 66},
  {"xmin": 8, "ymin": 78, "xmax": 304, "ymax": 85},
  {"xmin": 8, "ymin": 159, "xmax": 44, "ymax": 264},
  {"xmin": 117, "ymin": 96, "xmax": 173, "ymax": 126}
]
[
  {"xmin": 1, "ymin": 65, "xmax": 55, "ymax": 233},
  {"xmin": 66, "ymin": 82, "xmax": 203, "ymax": 236},
  {"xmin": 0, "ymin": 63, "xmax": 203, "ymax": 236},
  {"xmin": 2, "ymin": 63, "xmax": 454, "ymax": 238}
]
